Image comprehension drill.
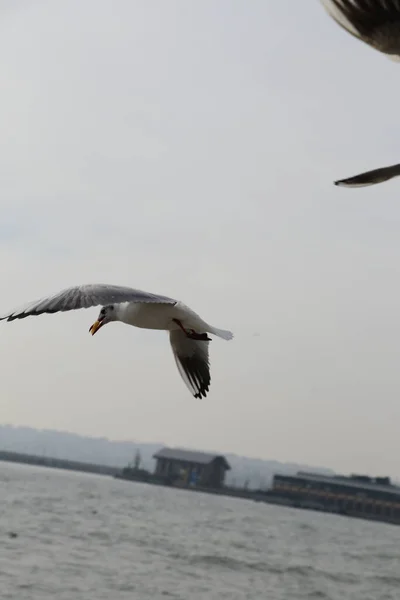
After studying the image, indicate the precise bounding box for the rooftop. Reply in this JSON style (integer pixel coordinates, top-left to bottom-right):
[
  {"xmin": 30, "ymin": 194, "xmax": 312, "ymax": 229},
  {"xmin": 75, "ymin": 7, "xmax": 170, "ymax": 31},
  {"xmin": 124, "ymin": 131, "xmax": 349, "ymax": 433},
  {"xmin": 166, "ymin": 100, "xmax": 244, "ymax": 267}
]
[{"xmin": 153, "ymin": 447, "xmax": 231, "ymax": 470}]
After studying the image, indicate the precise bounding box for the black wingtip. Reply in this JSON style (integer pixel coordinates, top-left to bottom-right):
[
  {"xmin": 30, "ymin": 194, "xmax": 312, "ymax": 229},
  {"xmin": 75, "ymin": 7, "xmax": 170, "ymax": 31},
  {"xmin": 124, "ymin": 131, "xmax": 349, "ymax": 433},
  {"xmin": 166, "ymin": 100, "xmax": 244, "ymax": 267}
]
[{"xmin": 334, "ymin": 179, "xmax": 351, "ymax": 187}]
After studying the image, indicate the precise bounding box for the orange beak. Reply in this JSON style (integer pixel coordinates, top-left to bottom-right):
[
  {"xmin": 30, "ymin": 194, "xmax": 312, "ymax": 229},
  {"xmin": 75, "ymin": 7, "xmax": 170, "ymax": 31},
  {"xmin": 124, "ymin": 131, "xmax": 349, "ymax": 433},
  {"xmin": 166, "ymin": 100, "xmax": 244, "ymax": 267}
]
[{"xmin": 89, "ymin": 319, "xmax": 104, "ymax": 335}]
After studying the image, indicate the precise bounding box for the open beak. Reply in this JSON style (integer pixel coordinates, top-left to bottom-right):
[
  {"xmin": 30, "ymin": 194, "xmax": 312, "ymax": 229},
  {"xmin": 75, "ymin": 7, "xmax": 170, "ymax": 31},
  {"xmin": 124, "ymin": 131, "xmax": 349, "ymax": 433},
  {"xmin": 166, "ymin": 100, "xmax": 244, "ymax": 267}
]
[{"xmin": 89, "ymin": 318, "xmax": 104, "ymax": 335}]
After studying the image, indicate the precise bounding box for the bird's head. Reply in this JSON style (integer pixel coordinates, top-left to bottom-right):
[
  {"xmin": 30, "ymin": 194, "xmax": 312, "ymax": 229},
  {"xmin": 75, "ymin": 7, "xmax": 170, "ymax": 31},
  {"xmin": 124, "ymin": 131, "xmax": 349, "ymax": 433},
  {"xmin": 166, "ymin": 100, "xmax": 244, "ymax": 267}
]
[{"xmin": 89, "ymin": 304, "xmax": 117, "ymax": 335}]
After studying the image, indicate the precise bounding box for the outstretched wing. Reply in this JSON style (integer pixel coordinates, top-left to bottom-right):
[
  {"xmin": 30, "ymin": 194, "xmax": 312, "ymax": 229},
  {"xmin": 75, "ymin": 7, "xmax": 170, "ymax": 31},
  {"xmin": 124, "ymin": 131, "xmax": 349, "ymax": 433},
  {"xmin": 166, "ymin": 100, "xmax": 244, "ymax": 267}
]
[
  {"xmin": 169, "ymin": 329, "xmax": 211, "ymax": 399},
  {"xmin": 320, "ymin": 0, "xmax": 400, "ymax": 58},
  {"xmin": 320, "ymin": 0, "xmax": 366, "ymax": 42},
  {"xmin": 0, "ymin": 283, "xmax": 177, "ymax": 322},
  {"xmin": 334, "ymin": 163, "xmax": 400, "ymax": 188}
]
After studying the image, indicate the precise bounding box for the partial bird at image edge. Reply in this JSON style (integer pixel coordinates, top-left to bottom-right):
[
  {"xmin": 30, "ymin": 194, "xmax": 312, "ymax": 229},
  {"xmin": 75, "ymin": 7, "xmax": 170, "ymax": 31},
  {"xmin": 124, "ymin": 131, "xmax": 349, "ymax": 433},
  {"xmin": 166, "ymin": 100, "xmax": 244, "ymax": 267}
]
[
  {"xmin": 334, "ymin": 164, "xmax": 400, "ymax": 188},
  {"xmin": 320, "ymin": 0, "xmax": 400, "ymax": 60}
]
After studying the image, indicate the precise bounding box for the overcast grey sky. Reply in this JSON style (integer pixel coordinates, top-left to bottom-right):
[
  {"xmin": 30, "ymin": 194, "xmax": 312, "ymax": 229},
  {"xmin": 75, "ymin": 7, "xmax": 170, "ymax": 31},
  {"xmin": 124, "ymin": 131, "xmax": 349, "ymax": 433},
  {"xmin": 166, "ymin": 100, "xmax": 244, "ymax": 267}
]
[{"xmin": 2, "ymin": 0, "xmax": 400, "ymax": 476}]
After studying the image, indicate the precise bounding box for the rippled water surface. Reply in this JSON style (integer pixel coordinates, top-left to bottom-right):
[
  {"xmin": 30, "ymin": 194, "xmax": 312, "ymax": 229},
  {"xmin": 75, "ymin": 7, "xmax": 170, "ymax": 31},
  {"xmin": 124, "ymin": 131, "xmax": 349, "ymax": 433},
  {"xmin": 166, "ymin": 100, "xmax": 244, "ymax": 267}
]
[{"xmin": 1, "ymin": 462, "xmax": 400, "ymax": 599}]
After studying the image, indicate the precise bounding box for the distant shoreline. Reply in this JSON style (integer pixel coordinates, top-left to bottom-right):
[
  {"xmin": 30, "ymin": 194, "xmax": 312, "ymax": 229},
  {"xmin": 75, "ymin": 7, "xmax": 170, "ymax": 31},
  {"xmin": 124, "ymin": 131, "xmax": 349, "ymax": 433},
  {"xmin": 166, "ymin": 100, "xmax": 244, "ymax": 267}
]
[
  {"xmin": 2, "ymin": 450, "xmax": 400, "ymax": 528},
  {"xmin": 0, "ymin": 450, "xmax": 119, "ymax": 476}
]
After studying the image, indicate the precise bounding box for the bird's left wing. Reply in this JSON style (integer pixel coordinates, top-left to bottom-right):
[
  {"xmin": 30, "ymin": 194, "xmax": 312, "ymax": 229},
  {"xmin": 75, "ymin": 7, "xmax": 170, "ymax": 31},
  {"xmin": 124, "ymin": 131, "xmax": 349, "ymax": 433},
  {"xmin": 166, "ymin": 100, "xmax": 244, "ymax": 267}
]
[{"xmin": 0, "ymin": 283, "xmax": 177, "ymax": 322}]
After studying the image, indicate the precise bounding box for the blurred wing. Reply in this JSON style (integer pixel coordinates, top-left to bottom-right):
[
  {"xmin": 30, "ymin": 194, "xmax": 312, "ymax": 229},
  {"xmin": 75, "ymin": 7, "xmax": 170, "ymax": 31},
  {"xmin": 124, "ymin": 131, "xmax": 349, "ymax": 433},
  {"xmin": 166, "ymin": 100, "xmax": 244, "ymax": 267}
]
[
  {"xmin": 320, "ymin": 0, "xmax": 400, "ymax": 57},
  {"xmin": 334, "ymin": 164, "xmax": 400, "ymax": 188},
  {"xmin": 0, "ymin": 283, "xmax": 177, "ymax": 322},
  {"xmin": 169, "ymin": 329, "xmax": 211, "ymax": 399},
  {"xmin": 320, "ymin": 0, "xmax": 364, "ymax": 41}
]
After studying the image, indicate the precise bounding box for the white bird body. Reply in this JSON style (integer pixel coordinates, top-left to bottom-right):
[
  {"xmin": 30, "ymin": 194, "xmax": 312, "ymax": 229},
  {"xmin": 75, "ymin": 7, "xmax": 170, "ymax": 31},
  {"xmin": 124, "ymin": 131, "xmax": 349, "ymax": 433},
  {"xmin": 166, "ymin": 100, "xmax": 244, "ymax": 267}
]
[
  {"xmin": 117, "ymin": 300, "xmax": 215, "ymax": 335},
  {"xmin": 0, "ymin": 283, "xmax": 233, "ymax": 399}
]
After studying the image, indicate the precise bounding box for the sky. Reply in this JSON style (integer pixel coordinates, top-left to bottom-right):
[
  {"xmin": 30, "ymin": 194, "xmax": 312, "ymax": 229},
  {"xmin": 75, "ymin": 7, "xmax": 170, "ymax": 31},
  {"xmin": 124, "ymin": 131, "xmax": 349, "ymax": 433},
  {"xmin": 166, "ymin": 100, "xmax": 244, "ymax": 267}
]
[{"xmin": 1, "ymin": 0, "xmax": 400, "ymax": 476}]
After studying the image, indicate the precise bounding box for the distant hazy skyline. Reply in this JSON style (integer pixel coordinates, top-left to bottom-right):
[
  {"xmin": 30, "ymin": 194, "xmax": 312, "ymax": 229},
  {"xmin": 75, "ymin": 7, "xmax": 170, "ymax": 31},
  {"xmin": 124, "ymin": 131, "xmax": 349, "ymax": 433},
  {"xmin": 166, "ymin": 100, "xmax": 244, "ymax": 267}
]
[{"xmin": 1, "ymin": 1, "xmax": 400, "ymax": 476}]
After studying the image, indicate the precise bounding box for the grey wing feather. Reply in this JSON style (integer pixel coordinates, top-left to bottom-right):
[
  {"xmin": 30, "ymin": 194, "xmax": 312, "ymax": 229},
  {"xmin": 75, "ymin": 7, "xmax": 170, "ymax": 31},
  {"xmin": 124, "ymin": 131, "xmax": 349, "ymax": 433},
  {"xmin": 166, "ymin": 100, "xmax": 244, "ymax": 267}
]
[
  {"xmin": 334, "ymin": 164, "xmax": 400, "ymax": 188},
  {"xmin": 169, "ymin": 330, "xmax": 211, "ymax": 399},
  {"xmin": 0, "ymin": 283, "xmax": 177, "ymax": 321}
]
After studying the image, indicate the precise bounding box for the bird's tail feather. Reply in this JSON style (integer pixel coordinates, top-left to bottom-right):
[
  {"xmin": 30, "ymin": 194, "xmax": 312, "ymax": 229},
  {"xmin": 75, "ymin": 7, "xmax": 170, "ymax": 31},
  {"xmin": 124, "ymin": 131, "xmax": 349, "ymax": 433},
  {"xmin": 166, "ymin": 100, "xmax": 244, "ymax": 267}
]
[{"xmin": 210, "ymin": 327, "xmax": 234, "ymax": 340}]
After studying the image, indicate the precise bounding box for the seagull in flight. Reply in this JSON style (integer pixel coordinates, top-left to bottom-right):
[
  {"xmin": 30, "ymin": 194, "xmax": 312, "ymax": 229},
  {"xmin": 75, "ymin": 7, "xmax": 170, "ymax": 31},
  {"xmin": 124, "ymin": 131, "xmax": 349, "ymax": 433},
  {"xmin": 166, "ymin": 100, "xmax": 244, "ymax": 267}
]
[
  {"xmin": 334, "ymin": 163, "xmax": 400, "ymax": 188},
  {"xmin": 0, "ymin": 283, "xmax": 233, "ymax": 399},
  {"xmin": 320, "ymin": 0, "xmax": 400, "ymax": 60}
]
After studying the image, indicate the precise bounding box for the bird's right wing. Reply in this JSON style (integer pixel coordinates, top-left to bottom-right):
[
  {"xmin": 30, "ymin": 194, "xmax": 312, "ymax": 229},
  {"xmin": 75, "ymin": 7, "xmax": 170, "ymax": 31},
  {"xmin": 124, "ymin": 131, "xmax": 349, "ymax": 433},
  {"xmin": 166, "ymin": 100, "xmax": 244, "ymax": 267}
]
[
  {"xmin": 334, "ymin": 164, "xmax": 400, "ymax": 188},
  {"xmin": 0, "ymin": 283, "xmax": 177, "ymax": 322},
  {"xmin": 169, "ymin": 329, "xmax": 211, "ymax": 399}
]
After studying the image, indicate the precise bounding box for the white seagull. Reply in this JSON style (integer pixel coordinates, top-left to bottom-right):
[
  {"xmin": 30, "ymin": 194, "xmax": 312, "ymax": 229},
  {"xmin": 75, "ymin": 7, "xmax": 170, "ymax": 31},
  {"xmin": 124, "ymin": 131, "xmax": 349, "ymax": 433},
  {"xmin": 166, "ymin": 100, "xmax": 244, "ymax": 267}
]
[
  {"xmin": 0, "ymin": 283, "xmax": 233, "ymax": 399},
  {"xmin": 320, "ymin": 0, "xmax": 400, "ymax": 60}
]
